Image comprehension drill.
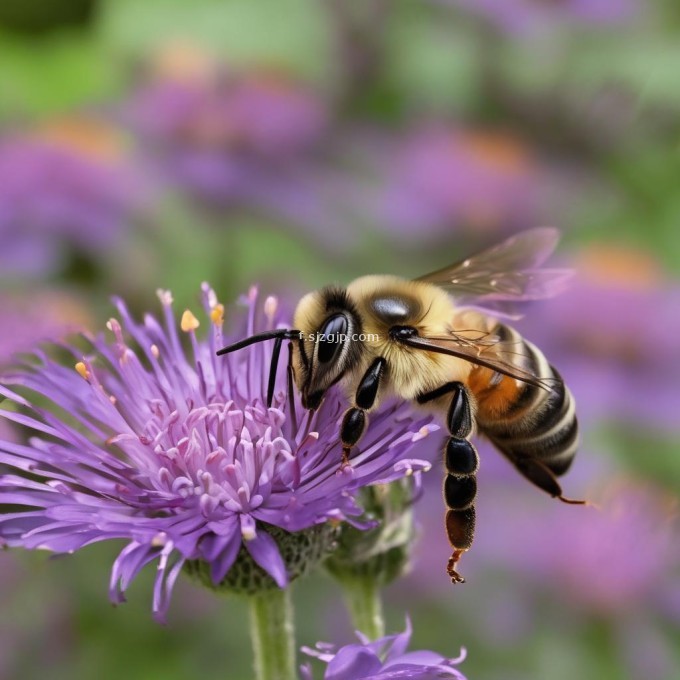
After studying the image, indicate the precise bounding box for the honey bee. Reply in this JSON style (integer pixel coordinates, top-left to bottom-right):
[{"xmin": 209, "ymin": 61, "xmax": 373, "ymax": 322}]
[{"xmin": 217, "ymin": 228, "xmax": 583, "ymax": 583}]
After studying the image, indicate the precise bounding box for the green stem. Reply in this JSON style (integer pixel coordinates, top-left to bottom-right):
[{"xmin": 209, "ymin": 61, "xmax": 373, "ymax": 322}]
[
  {"xmin": 248, "ymin": 588, "xmax": 296, "ymax": 680},
  {"xmin": 341, "ymin": 574, "xmax": 385, "ymax": 640}
]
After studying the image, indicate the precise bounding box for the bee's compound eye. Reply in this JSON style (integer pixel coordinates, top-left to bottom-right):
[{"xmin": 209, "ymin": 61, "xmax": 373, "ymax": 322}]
[{"xmin": 317, "ymin": 314, "xmax": 348, "ymax": 364}]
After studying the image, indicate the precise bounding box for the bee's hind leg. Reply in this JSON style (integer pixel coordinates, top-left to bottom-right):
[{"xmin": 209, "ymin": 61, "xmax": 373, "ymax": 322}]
[
  {"xmin": 339, "ymin": 358, "xmax": 387, "ymax": 468},
  {"xmin": 418, "ymin": 382, "xmax": 479, "ymax": 584},
  {"xmin": 512, "ymin": 456, "xmax": 587, "ymax": 505}
]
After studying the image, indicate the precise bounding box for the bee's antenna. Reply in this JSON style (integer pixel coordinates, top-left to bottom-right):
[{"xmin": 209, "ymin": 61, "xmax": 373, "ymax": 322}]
[
  {"xmin": 216, "ymin": 329, "xmax": 301, "ymax": 409},
  {"xmin": 215, "ymin": 329, "xmax": 300, "ymax": 356},
  {"xmin": 267, "ymin": 336, "xmax": 284, "ymax": 408},
  {"xmin": 286, "ymin": 342, "xmax": 298, "ymax": 433}
]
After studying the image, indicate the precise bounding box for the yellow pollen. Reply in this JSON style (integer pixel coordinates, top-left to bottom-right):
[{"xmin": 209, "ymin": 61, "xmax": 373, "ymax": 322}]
[
  {"xmin": 210, "ymin": 303, "xmax": 225, "ymax": 326},
  {"xmin": 181, "ymin": 309, "xmax": 200, "ymax": 332},
  {"xmin": 418, "ymin": 426, "xmax": 430, "ymax": 438},
  {"xmin": 75, "ymin": 362, "xmax": 90, "ymax": 380}
]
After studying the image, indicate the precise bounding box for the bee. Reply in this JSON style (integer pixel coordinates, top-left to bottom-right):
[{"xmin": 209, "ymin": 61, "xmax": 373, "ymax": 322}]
[{"xmin": 217, "ymin": 228, "xmax": 583, "ymax": 583}]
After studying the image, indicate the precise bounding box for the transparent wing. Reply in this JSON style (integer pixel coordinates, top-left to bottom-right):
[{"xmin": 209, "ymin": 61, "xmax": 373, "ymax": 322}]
[
  {"xmin": 399, "ymin": 329, "xmax": 556, "ymax": 391},
  {"xmin": 416, "ymin": 228, "xmax": 572, "ymax": 315}
]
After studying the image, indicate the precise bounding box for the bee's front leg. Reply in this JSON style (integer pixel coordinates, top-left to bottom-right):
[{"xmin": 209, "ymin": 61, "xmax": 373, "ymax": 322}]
[
  {"xmin": 418, "ymin": 382, "xmax": 478, "ymax": 584},
  {"xmin": 339, "ymin": 357, "xmax": 386, "ymax": 468}
]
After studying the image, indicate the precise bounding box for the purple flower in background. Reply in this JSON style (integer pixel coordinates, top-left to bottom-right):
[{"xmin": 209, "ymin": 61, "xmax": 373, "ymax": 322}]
[
  {"xmin": 377, "ymin": 126, "xmax": 543, "ymax": 241},
  {"xmin": 516, "ymin": 246, "xmax": 680, "ymax": 433},
  {"xmin": 0, "ymin": 291, "xmax": 89, "ymax": 367},
  {"xmin": 0, "ymin": 285, "xmax": 435, "ymax": 620},
  {"xmin": 0, "ymin": 118, "xmax": 143, "ymax": 278},
  {"xmin": 125, "ymin": 57, "xmax": 357, "ymax": 246},
  {"xmin": 301, "ymin": 619, "xmax": 467, "ymax": 680},
  {"xmin": 444, "ymin": 0, "xmax": 639, "ymax": 36},
  {"xmin": 465, "ymin": 473, "xmax": 679, "ymax": 680},
  {"xmin": 515, "ymin": 480, "xmax": 678, "ymax": 616},
  {"xmin": 397, "ymin": 470, "xmax": 678, "ymax": 679},
  {"xmin": 131, "ymin": 69, "xmax": 327, "ymax": 156},
  {"xmin": 0, "ymin": 291, "xmax": 89, "ymax": 443}
]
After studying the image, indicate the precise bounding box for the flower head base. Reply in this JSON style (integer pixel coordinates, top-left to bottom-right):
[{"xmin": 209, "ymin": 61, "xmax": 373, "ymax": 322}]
[
  {"xmin": 325, "ymin": 479, "xmax": 420, "ymax": 588},
  {"xmin": 186, "ymin": 523, "xmax": 338, "ymax": 595},
  {"xmin": 301, "ymin": 619, "xmax": 467, "ymax": 680},
  {"xmin": 0, "ymin": 285, "xmax": 434, "ymax": 620}
]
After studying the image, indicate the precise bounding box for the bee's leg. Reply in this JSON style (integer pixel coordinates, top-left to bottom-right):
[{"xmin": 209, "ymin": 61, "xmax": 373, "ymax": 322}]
[
  {"xmin": 339, "ymin": 357, "xmax": 386, "ymax": 467},
  {"xmin": 418, "ymin": 382, "xmax": 478, "ymax": 584},
  {"xmin": 513, "ymin": 456, "xmax": 587, "ymax": 505}
]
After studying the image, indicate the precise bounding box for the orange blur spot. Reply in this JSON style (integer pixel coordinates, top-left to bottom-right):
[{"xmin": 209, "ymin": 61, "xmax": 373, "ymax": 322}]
[
  {"xmin": 34, "ymin": 116, "xmax": 127, "ymax": 162},
  {"xmin": 457, "ymin": 130, "xmax": 533, "ymax": 175},
  {"xmin": 576, "ymin": 245, "xmax": 660, "ymax": 290}
]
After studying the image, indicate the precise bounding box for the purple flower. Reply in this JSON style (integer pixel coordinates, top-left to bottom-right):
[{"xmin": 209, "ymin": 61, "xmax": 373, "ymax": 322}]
[
  {"xmin": 0, "ymin": 285, "xmax": 435, "ymax": 621},
  {"xmin": 301, "ymin": 619, "xmax": 467, "ymax": 680},
  {"xmin": 376, "ymin": 126, "xmax": 544, "ymax": 241},
  {"xmin": 0, "ymin": 121, "xmax": 143, "ymax": 277},
  {"xmin": 443, "ymin": 0, "xmax": 640, "ymax": 36}
]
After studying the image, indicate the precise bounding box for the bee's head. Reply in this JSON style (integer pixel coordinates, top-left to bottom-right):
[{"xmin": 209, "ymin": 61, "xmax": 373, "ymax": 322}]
[{"xmin": 293, "ymin": 286, "xmax": 363, "ymax": 410}]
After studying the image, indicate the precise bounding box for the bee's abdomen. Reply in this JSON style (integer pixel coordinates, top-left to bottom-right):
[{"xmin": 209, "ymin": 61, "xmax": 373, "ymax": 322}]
[{"xmin": 473, "ymin": 328, "xmax": 578, "ymax": 477}]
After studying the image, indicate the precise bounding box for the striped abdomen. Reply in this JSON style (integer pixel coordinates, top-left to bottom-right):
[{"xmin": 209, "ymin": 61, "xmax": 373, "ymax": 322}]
[{"xmin": 468, "ymin": 323, "xmax": 578, "ymax": 479}]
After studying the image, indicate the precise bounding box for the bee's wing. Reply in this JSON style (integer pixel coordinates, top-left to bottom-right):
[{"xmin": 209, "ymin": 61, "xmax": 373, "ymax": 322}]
[
  {"xmin": 415, "ymin": 228, "xmax": 572, "ymax": 316},
  {"xmin": 399, "ymin": 331, "xmax": 555, "ymax": 390}
]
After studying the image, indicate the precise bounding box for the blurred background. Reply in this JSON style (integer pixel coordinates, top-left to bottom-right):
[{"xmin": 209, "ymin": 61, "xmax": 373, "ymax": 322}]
[{"xmin": 0, "ymin": 0, "xmax": 679, "ymax": 678}]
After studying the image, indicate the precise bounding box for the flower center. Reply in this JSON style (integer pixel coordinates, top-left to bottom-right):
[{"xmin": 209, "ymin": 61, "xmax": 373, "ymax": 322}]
[{"xmin": 140, "ymin": 400, "xmax": 298, "ymax": 519}]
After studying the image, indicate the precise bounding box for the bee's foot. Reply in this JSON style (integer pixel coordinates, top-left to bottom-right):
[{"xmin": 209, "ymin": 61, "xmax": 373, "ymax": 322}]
[
  {"xmin": 558, "ymin": 495, "xmax": 588, "ymax": 506},
  {"xmin": 446, "ymin": 550, "xmax": 467, "ymax": 584},
  {"xmin": 448, "ymin": 570, "xmax": 466, "ymax": 584},
  {"xmin": 338, "ymin": 446, "xmax": 352, "ymax": 471}
]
